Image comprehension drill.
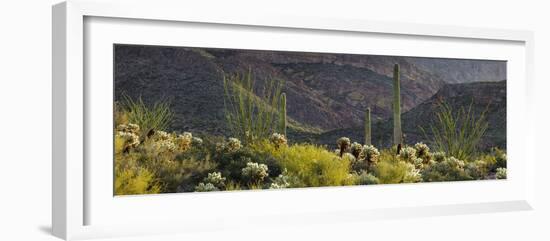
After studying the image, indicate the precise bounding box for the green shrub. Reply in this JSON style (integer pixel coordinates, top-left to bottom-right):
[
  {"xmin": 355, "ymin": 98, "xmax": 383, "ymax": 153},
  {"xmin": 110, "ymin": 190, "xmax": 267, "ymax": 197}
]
[
  {"xmin": 259, "ymin": 142, "xmax": 353, "ymax": 187},
  {"xmin": 465, "ymin": 159, "xmax": 490, "ymax": 180},
  {"xmin": 223, "ymin": 70, "xmax": 284, "ymax": 144},
  {"xmin": 114, "ymin": 167, "xmax": 161, "ymax": 195},
  {"xmin": 423, "ymin": 101, "xmax": 488, "ymax": 161},
  {"xmin": 269, "ymin": 171, "xmax": 296, "ymax": 189},
  {"xmin": 492, "ymin": 148, "xmax": 507, "ymax": 169},
  {"xmin": 195, "ymin": 182, "xmax": 219, "ymax": 192},
  {"xmin": 352, "ymin": 171, "xmax": 380, "ymax": 185},
  {"xmin": 496, "ymin": 167, "xmax": 507, "ymax": 179},
  {"xmin": 373, "ymin": 150, "xmax": 420, "ymax": 184},
  {"xmin": 421, "ymin": 156, "xmax": 471, "ymax": 182},
  {"xmin": 120, "ymin": 95, "xmax": 173, "ymax": 136}
]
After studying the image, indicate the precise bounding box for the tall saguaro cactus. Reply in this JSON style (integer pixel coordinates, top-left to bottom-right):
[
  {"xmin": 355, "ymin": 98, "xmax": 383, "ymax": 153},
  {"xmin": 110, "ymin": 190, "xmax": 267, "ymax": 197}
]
[
  {"xmin": 364, "ymin": 107, "xmax": 371, "ymax": 145},
  {"xmin": 393, "ymin": 64, "xmax": 403, "ymax": 146},
  {"xmin": 279, "ymin": 92, "xmax": 287, "ymax": 137}
]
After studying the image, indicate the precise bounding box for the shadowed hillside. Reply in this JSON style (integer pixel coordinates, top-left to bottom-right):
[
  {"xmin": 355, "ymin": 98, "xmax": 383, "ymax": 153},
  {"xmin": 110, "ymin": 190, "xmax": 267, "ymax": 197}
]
[
  {"xmin": 316, "ymin": 81, "xmax": 506, "ymax": 150},
  {"xmin": 115, "ymin": 45, "xmax": 447, "ymax": 135}
]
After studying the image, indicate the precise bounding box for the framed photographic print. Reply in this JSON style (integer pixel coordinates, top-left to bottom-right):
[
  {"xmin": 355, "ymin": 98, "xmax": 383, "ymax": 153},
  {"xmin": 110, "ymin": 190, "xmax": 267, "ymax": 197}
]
[{"xmin": 52, "ymin": 0, "xmax": 536, "ymax": 240}]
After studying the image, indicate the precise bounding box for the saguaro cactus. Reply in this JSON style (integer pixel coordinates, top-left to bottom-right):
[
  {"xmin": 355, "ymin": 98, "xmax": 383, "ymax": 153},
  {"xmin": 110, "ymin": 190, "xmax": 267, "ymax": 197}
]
[
  {"xmin": 279, "ymin": 92, "xmax": 287, "ymax": 137},
  {"xmin": 364, "ymin": 107, "xmax": 371, "ymax": 145},
  {"xmin": 393, "ymin": 64, "xmax": 403, "ymax": 146}
]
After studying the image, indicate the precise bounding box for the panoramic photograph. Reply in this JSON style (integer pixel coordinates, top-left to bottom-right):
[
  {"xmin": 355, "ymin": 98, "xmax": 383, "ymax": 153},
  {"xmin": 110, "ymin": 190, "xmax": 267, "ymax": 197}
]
[{"xmin": 113, "ymin": 44, "xmax": 507, "ymax": 195}]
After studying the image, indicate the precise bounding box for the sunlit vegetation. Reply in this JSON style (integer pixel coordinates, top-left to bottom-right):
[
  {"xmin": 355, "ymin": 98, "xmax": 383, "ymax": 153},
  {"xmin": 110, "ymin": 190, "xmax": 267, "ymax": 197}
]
[{"xmin": 114, "ymin": 67, "xmax": 506, "ymax": 195}]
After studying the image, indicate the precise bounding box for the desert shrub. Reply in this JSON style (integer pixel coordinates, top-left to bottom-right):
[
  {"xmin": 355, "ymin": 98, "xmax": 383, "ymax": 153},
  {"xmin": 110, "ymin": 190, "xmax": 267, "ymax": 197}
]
[
  {"xmin": 114, "ymin": 153, "xmax": 161, "ymax": 195},
  {"xmin": 120, "ymin": 94, "xmax": 173, "ymax": 136},
  {"xmin": 373, "ymin": 150, "xmax": 420, "ymax": 184},
  {"xmin": 496, "ymin": 167, "xmax": 507, "ymax": 179},
  {"xmin": 465, "ymin": 159, "xmax": 490, "ymax": 180},
  {"xmin": 432, "ymin": 151, "xmax": 446, "ymax": 163},
  {"xmin": 114, "ymin": 127, "xmax": 218, "ymax": 193},
  {"xmin": 114, "ymin": 167, "xmax": 161, "ymax": 195},
  {"xmin": 422, "ymin": 101, "xmax": 488, "ymax": 161},
  {"xmin": 114, "ymin": 102, "xmax": 129, "ymax": 126},
  {"xmin": 269, "ymin": 170, "xmax": 297, "ymax": 189},
  {"xmin": 195, "ymin": 182, "xmax": 219, "ymax": 192},
  {"xmin": 148, "ymin": 157, "xmax": 217, "ymax": 193},
  {"xmin": 476, "ymin": 154, "xmax": 497, "ymax": 172},
  {"xmin": 202, "ymin": 172, "xmax": 226, "ymax": 189},
  {"xmin": 241, "ymin": 162, "xmax": 269, "ymax": 185},
  {"xmin": 214, "ymin": 140, "xmax": 282, "ymax": 185},
  {"xmin": 492, "ymin": 148, "xmax": 507, "ymax": 169},
  {"xmin": 351, "ymin": 171, "xmax": 380, "ymax": 185},
  {"xmin": 266, "ymin": 143, "xmax": 353, "ymax": 187},
  {"xmin": 225, "ymin": 181, "xmax": 243, "ymax": 191},
  {"xmin": 421, "ymin": 156, "xmax": 471, "ymax": 182}
]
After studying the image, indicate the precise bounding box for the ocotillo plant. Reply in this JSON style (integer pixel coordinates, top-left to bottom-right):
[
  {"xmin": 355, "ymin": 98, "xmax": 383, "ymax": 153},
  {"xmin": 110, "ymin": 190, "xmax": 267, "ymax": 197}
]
[
  {"xmin": 364, "ymin": 107, "xmax": 371, "ymax": 145},
  {"xmin": 393, "ymin": 64, "xmax": 403, "ymax": 146},
  {"xmin": 279, "ymin": 92, "xmax": 287, "ymax": 137}
]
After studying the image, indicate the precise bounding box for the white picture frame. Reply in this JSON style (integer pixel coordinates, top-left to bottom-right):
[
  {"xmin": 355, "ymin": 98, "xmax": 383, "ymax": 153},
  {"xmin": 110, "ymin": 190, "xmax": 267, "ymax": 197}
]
[{"xmin": 52, "ymin": 0, "xmax": 536, "ymax": 240}]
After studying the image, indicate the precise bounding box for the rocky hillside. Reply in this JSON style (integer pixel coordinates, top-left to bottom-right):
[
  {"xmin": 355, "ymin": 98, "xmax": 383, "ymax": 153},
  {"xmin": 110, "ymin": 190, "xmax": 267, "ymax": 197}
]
[
  {"xmin": 317, "ymin": 81, "xmax": 506, "ymax": 150},
  {"xmin": 114, "ymin": 44, "xmax": 506, "ymax": 150},
  {"xmin": 407, "ymin": 57, "xmax": 506, "ymax": 83},
  {"xmin": 115, "ymin": 45, "xmax": 445, "ymax": 134}
]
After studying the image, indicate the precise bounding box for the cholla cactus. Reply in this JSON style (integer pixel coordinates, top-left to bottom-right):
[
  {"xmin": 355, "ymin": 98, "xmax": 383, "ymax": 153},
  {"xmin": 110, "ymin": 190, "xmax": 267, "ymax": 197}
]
[
  {"xmin": 192, "ymin": 137, "xmax": 203, "ymax": 146},
  {"xmin": 413, "ymin": 158, "xmax": 424, "ymax": 169},
  {"xmin": 432, "ymin": 151, "xmax": 446, "ymax": 163},
  {"xmin": 465, "ymin": 160, "xmax": 489, "ymax": 180},
  {"xmin": 203, "ymin": 172, "xmax": 226, "ymax": 189},
  {"xmin": 363, "ymin": 145, "xmax": 380, "ymax": 163},
  {"xmin": 403, "ymin": 162, "xmax": 421, "ymax": 183},
  {"xmin": 195, "ymin": 182, "xmax": 219, "ymax": 192},
  {"xmin": 270, "ymin": 133, "xmax": 288, "ymax": 148},
  {"xmin": 225, "ymin": 137, "xmax": 242, "ymax": 153},
  {"xmin": 446, "ymin": 156, "xmax": 465, "ymax": 169},
  {"xmin": 341, "ymin": 152, "xmax": 356, "ymax": 163},
  {"xmin": 241, "ymin": 162, "xmax": 269, "ymax": 183},
  {"xmin": 496, "ymin": 167, "xmax": 507, "ymax": 179},
  {"xmin": 215, "ymin": 142, "xmax": 225, "ymax": 152},
  {"xmin": 492, "ymin": 148, "xmax": 507, "ymax": 168},
  {"xmin": 350, "ymin": 142, "xmax": 364, "ymax": 159},
  {"xmin": 117, "ymin": 123, "xmax": 140, "ymax": 134},
  {"xmin": 152, "ymin": 130, "xmax": 171, "ymax": 141},
  {"xmin": 116, "ymin": 131, "xmax": 140, "ymax": 149},
  {"xmin": 175, "ymin": 132, "xmax": 193, "ymax": 152},
  {"xmin": 270, "ymin": 173, "xmax": 291, "ymax": 189},
  {"xmin": 156, "ymin": 139, "xmax": 177, "ymax": 153},
  {"xmin": 414, "ymin": 142, "xmax": 430, "ymax": 159},
  {"xmin": 337, "ymin": 137, "xmax": 351, "ymax": 157},
  {"xmin": 398, "ymin": 146, "xmax": 416, "ymax": 162}
]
